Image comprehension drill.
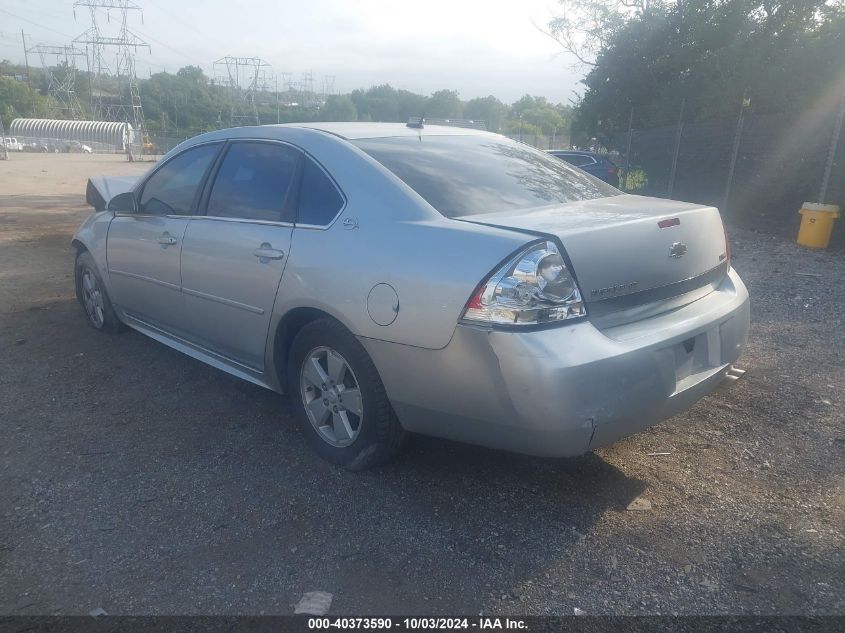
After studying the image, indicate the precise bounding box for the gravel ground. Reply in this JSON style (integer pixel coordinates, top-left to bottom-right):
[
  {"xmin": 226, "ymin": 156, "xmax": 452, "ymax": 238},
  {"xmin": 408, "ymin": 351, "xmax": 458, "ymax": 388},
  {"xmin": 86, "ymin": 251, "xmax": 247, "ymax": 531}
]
[{"xmin": 0, "ymin": 154, "xmax": 843, "ymax": 616}]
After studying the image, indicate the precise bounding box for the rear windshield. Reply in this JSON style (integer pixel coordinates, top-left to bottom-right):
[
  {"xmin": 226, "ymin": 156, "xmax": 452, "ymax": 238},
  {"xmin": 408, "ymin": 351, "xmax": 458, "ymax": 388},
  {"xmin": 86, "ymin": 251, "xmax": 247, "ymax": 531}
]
[{"xmin": 353, "ymin": 134, "xmax": 619, "ymax": 217}]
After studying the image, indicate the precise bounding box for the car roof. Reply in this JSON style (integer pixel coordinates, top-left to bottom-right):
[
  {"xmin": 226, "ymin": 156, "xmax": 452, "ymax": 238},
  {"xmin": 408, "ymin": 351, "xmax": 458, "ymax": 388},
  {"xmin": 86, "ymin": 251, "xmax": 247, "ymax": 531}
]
[
  {"xmin": 170, "ymin": 122, "xmax": 498, "ymax": 164},
  {"xmin": 273, "ymin": 122, "xmax": 494, "ymax": 140}
]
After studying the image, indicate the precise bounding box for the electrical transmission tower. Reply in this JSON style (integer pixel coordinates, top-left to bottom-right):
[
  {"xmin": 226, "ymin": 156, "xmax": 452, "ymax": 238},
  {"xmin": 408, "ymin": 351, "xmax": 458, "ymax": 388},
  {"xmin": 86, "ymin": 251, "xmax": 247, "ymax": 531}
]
[
  {"xmin": 29, "ymin": 45, "xmax": 86, "ymax": 119},
  {"xmin": 73, "ymin": 0, "xmax": 150, "ymax": 154},
  {"xmin": 300, "ymin": 71, "xmax": 315, "ymax": 108},
  {"xmin": 214, "ymin": 56, "xmax": 271, "ymax": 126},
  {"xmin": 321, "ymin": 75, "xmax": 335, "ymax": 105}
]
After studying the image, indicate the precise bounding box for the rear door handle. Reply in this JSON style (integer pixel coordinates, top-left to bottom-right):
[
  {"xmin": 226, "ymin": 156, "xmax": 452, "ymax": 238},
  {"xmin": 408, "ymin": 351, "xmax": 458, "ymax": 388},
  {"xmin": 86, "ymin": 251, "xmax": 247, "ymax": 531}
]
[
  {"xmin": 253, "ymin": 244, "xmax": 285, "ymax": 261},
  {"xmin": 157, "ymin": 234, "xmax": 177, "ymax": 246}
]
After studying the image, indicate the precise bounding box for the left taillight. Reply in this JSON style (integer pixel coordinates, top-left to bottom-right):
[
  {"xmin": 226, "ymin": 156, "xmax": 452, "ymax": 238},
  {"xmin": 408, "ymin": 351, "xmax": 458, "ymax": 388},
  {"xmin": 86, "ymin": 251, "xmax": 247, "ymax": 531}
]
[{"xmin": 462, "ymin": 240, "xmax": 586, "ymax": 326}]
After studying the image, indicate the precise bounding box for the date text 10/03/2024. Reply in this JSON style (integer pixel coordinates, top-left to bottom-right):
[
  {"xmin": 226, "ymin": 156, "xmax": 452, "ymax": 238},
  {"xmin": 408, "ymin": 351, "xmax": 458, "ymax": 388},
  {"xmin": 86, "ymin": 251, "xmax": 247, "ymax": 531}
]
[{"xmin": 307, "ymin": 618, "xmax": 528, "ymax": 630}]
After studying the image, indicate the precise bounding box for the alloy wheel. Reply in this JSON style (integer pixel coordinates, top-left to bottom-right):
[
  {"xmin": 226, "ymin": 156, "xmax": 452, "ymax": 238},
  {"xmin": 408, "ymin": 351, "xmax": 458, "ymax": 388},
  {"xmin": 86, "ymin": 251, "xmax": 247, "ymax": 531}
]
[
  {"xmin": 300, "ymin": 346, "xmax": 364, "ymax": 447},
  {"xmin": 81, "ymin": 269, "xmax": 105, "ymax": 328}
]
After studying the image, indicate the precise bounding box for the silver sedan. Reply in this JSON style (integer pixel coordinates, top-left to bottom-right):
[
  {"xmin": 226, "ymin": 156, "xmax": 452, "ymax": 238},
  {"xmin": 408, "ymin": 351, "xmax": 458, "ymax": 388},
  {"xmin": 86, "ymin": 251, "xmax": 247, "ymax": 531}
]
[{"xmin": 73, "ymin": 123, "xmax": 749, "ymax": 469}]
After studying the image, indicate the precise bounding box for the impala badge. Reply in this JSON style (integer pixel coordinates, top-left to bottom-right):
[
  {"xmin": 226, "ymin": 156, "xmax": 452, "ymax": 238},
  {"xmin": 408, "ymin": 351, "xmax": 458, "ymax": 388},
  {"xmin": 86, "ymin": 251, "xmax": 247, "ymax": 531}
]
[{"xmin": 669, "ymin": 242, "xmax": 687, "ymax": 259}]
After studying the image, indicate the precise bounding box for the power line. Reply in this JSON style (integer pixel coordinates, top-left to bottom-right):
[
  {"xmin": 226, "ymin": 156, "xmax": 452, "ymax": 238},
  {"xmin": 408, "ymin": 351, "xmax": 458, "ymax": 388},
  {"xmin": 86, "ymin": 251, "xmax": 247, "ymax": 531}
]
[
  {"xmin": 142, "ymin": 0, "xmax": 213, "ymax": 45},
  {"xmin": 0, "ymin": 8, "xmax": 75, "ymax": 39},
  {"xmin": 131, "ymin": 24, "xmax": 206, "ymax": 68}
]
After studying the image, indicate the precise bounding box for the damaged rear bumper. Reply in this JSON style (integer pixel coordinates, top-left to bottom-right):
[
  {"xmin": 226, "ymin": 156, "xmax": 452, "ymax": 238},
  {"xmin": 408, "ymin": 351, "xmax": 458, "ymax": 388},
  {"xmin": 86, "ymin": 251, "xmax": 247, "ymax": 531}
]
[{"xmin": 361, "ymin": 269, "xmax": 750, "ymax": 458}]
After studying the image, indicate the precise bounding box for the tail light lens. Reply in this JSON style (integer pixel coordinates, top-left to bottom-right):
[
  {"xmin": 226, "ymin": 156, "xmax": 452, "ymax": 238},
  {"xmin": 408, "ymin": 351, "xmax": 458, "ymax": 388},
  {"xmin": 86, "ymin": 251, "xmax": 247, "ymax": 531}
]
[{"xmin": 463, "ymin": 240, "xmax": 586, "ymax": 326}]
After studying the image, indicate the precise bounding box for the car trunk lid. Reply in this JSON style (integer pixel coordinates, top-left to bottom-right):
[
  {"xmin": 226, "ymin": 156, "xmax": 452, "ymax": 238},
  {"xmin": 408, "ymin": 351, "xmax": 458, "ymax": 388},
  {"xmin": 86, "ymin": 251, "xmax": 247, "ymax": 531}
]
[{"xmin": 457, "ymin": 194, "xmax": 729, "ymax": 320}]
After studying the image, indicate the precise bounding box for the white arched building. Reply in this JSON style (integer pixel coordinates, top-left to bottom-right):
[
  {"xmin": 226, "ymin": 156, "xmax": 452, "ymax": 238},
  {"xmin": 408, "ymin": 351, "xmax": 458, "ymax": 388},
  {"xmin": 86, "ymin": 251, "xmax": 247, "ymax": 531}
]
[{"xmin": 9, "ymin": 119, "xmax": 134, "ymax": 152}]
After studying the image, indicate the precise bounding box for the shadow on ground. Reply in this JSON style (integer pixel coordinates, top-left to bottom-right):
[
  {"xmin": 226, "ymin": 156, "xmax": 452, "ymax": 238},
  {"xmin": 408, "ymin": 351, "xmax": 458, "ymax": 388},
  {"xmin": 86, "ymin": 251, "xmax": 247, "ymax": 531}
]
[{"xmin": 0, "ymin": 297, "xmax": 645, "ymax": 614}]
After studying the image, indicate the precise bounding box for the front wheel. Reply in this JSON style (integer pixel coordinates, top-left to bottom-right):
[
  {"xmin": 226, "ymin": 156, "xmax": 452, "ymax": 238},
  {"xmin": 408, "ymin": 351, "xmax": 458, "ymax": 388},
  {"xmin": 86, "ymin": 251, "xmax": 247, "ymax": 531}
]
[
  {"xmin": 287, "ymin": 318, "xmax": 408, "ymax": 470},
  {"xmin": 74, "ymin": 251, "xmax": 126, "ymax": 333}
]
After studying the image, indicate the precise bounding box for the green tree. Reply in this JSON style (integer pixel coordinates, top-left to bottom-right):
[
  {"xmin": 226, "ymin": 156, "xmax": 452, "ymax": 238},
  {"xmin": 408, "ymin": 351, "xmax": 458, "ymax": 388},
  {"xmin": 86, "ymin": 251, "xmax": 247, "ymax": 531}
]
[
  {"xmin": 550, "ymin": 0, "xmax": 845, "ymax": 138},
  {"xmin": 320, "ymin": 94, "xmax": 357, "ymax": 121},
  {"xmin": 464, "ymin": 95, "xmax": 507, "ymax": 131},
  {"xmin": 426, "ymin": 89, "xmax": 463, "ymax": 118},
  {"xmin": 508, "ymin": 95, "xmax": 570, "ymax": 136},
  {"xmin": 350, "ymin": 84, "xmax": 401, "ymax": 121},
  {"xmin": 396, "ymin": 89, "xmax": 427, "ymax": 120},
  {"xmin": 0, "ymin": 75, "xmax": 48, "ymax": 124},
  {"xmin": 142, "ymin": 65, "xmax": 224, "ymax": 136}
]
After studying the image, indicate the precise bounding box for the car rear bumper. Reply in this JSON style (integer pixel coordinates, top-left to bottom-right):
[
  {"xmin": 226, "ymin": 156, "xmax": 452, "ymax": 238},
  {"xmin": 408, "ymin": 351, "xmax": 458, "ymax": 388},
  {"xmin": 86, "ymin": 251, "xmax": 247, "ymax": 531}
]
[{"xmin": 361, "ymin": 268, "xmax": 750, "ymax": 457}]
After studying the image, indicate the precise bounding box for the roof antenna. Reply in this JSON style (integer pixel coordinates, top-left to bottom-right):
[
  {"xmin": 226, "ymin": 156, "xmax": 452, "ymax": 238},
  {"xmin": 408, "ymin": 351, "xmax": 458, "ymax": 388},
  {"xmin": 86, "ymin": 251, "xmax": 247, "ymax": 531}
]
[{"xmin": 406, "ymin": 112, "xmax": 425, "ymax": 129}]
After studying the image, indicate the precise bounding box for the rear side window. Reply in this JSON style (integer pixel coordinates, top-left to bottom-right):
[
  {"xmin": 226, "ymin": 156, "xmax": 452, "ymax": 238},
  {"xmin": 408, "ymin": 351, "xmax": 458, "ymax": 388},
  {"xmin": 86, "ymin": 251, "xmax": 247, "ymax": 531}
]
[
  {"xmin": 206, "ymin": 142, "xmax": 300, "ymax": 222},
  {"xmin": 354, "ymin": 135, "xmax": 618, "ymax": 218},
  {"xmin": 139, "ymin": 143, "xmax": 220, "ymax": 214},
  {"xmin": 557, "ymin": 154, "xmax": 596, "ymax": 167},
  {"xmin": 297, "ymin": 158, "xmax": 344, "ymax": 226}
]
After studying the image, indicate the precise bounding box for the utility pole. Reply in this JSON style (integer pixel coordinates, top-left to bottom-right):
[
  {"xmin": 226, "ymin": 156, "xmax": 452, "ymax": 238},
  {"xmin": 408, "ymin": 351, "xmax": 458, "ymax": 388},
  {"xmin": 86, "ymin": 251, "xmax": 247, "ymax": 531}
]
[
  {"xmin": 667, "ymin": 98, "xmax": 685, "ymax": 198},
  {"xmin": 722, "ymin": 91, "xmax": 750, "ymax": 217},
  {"xmin": 0, "ymin": 118, "xmax": 8, "ymax": 160},
  {"xmin": 819, "ymin": 89, "xmax": 845, "ymax": 205},
  {"xmin": 623, "ymin": 107, "xmax": 634, "ymax": 191},
  {"xmin": 21, "ymin": 30, "xmax": 31, "ymax": 88}
]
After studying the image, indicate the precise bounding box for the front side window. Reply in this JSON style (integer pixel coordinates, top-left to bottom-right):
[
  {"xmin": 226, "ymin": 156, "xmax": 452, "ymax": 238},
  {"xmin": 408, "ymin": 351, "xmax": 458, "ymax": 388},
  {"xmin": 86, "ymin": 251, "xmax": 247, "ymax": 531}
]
[
  {"xmin": 138, "ymin": 143, "xmax": 220, "ymax": 215},
  {"xmin": 206, "ymin": 142, "xmax": 299, "ymax": 222},
  {"xmin": 354, "ymin": 135, "xmax": 619, "ymax": 218},
  {"xmin": 297, "ymin": 157, "xmax": 344, "ymax": 226}
]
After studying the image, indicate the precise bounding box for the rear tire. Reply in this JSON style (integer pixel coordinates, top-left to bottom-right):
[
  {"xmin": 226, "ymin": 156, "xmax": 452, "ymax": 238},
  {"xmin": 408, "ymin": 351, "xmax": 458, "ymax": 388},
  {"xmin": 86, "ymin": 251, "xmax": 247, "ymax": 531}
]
[
  {"xmin": 75, "ymin": 251, "xmax": 126, "ymax": 333},
  {"xmin": 287, "ymin": 318, "xmax": 408, "ymax": 470}
]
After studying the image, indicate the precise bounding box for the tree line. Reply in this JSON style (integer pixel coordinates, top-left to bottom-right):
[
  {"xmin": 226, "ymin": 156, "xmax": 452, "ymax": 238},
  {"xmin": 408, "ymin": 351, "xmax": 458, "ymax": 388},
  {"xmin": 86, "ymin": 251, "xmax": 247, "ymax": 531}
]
[
  {"xmin": 549, "ymin": 0, "xmax": 845, "ymax": 144},
  {"xmin": 546, "ymin": 0, "xmax": 845, "ymax": 228},
  {"xmin": 0, "ymin": 61, "xmax": 572, "ymax": 141}
]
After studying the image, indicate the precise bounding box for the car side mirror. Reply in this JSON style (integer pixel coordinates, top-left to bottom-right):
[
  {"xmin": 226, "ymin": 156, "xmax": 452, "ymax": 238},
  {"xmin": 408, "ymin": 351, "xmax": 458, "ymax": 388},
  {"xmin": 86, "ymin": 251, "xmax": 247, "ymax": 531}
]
[{"xmin": 108, "ymin": 191, "xmax": 137, "ymax": 213}]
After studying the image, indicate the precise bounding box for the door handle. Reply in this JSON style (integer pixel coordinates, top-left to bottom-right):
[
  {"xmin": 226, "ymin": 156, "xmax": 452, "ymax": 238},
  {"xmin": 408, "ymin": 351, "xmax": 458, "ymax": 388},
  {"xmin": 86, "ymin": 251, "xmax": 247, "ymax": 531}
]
[
  {"xmin": 253, "ymin": 244, "xmax": 285, "ymax": 261},
  {"xmin": 157, "ymin": 234, "xmax": 177, "ymax": 246}
]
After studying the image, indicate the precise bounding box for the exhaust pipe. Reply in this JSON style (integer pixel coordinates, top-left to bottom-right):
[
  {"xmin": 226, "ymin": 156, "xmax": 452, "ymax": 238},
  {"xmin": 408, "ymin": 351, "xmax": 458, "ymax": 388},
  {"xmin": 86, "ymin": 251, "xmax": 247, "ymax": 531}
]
[{"xmin": 724, "ymin": 365, "xmax": 747, "ymax": 382}]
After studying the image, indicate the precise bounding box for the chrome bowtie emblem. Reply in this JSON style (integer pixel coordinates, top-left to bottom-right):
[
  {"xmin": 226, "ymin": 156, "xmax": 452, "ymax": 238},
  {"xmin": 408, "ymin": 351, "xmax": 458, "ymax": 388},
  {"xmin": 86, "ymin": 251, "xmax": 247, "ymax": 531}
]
[{"xmin": 669, "ymin": 242, "xmax": 687, "ymax": 258}]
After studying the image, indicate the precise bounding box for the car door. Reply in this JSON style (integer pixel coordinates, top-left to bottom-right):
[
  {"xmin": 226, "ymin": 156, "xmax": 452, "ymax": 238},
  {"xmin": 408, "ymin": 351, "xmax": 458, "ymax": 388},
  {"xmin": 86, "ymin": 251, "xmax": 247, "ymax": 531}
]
[
  {"xmin": 179, "ymin": 141, "xmax": 300, "ymax": 370},
  {"xmin": 106, "ymin": 142, "xmax": 221, "ymax": 334}
]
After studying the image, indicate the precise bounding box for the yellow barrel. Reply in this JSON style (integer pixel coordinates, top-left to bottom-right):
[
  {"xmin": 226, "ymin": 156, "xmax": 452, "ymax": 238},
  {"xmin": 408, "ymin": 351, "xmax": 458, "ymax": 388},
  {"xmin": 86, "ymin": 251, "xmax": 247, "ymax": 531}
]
[{"xmin": 797, "ymin": 203, "xmax": 840, "ymax": 249}]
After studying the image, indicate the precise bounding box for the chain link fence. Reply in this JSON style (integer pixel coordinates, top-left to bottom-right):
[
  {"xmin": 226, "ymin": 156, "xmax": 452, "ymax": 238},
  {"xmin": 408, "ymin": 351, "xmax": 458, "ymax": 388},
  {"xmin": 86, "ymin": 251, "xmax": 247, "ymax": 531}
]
[
  {"xmin": 504, "ymin": 132, "xmax": 570, "ymax": 150},
  {"xmin": 590, "ymin": 99, "xmax": 845, "ymax": 239}
]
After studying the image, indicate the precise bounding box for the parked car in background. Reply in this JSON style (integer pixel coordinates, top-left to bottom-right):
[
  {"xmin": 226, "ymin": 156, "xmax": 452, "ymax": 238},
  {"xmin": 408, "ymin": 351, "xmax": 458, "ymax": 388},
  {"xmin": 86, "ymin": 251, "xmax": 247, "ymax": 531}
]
[
  {"xmin": 38, "ymin": 139, "xmax": 62, "ymax": 153},
  {"xmin": 21, "ymin": 138, "xmax": 61, "ymax": 153},
  {"xmin": 548, "ymin": 149, "xmax": 620, "ymax": 186},
  {"xmin": 64, "ymin": 140, "xmax": 93, "ymax": 154},
  {"xmin": 3, "ymin": 137, "xmax": 24, "ymax": 152},
  {"xmin": 73, "ymin": 123, "xmax": 748, "ymax": 470}
]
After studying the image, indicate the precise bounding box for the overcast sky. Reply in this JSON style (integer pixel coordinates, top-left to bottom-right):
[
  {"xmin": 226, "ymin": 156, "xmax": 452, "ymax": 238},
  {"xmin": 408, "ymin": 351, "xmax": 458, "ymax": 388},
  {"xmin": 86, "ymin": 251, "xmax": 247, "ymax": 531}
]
[{"xmin": 0, "ymin": 0, "xmax": 584, "ymax": 104}]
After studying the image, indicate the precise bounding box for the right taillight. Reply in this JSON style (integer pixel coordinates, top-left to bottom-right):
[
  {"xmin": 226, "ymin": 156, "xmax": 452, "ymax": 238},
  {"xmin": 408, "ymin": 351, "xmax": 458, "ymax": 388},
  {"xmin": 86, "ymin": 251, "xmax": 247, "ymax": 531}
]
[
  {"xmin": 722, "ymin": 218, "xmax": 732, "ymax": 270},
  {"xmin": 462, "ymin": 240, "xmax": 586, "ymax": 326}
]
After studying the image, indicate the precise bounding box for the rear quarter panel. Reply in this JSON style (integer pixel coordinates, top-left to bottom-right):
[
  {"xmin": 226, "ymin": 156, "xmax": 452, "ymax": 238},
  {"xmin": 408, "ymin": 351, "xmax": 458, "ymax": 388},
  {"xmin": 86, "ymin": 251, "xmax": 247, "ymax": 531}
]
[
  {"xmin": 276, "ymin": 218, "xmax": 529, "ymax": 350},
  {"xmin": 269, "ymin": 129, "xmax": 530, "ymax": 350}
]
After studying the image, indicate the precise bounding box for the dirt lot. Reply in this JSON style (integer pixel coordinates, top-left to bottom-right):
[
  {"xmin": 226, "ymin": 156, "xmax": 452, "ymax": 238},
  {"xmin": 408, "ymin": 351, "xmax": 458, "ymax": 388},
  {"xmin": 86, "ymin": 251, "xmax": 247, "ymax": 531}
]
[{"xmin": 0, "ymin": 153, "xmax": 843, "ymax": 616}]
